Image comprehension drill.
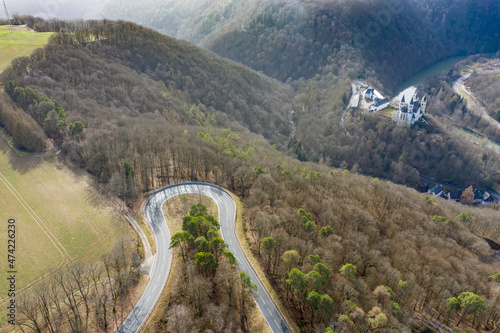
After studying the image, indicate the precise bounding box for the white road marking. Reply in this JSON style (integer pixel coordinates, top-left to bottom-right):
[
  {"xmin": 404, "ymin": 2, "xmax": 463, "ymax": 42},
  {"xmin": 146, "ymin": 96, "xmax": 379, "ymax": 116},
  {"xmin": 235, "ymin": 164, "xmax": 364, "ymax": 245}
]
[{"xmin": 119, "ymin": 183, "xmax": 289, "ymax": 333}]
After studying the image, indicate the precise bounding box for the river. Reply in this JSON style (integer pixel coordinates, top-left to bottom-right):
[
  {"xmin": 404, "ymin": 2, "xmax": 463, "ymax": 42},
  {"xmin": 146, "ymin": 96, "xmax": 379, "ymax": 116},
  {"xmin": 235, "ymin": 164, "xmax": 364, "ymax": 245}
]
[{"xmin": 394, "ymin": 55, "xmax": 468, "ymax": 101}]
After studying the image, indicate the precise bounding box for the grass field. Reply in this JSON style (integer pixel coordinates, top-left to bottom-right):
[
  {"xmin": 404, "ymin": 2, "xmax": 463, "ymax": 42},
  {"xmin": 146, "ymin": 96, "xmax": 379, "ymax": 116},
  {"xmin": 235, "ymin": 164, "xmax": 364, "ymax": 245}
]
[
  {"xmin": 380, "ymin": 107, "xmax": 397, "ymax": 117},
  {"xmin": 452, "ymin": 126, "xmax": 500, "ymax": 152},
  {"xmin": 0, "ymin": 133, "xmax": 130, "ymax": 303},
  {"xmin": 0, "ymin": 25, "xmax": 53, "ymax": 73}
]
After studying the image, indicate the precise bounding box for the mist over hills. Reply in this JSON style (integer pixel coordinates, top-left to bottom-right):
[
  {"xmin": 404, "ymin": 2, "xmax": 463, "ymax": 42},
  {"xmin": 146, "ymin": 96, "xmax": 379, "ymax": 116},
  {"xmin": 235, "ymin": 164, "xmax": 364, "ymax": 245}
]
[
  {"xmin": 7, "ymin": 0, "xmax": 104, "ymax": 20},
  {"xmin": 3, "ymin": 6, "xmax": 500, "ymax": 191},
  {"xmin": 2, "ymin": 3, "xmax": 500, "ymax": 331}
]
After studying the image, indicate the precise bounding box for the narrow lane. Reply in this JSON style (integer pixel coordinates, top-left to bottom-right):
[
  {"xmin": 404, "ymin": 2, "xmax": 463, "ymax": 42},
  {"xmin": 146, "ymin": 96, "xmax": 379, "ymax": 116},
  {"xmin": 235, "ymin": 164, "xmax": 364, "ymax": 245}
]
[{"xmin": 117, "ymin": 182, "xmax": 290, "ymax": 333}]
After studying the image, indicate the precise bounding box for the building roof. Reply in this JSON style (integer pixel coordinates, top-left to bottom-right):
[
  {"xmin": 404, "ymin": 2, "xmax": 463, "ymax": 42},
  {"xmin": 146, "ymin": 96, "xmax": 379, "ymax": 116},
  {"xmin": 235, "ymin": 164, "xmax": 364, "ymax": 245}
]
[
  {"xmin": 447, "ymin": 190, "xmax": 463, "ymax": 200},
  {"xmin": 373, "ymin": 98, "xmax": 389, "ymax": 107},
  {"xmin": 474, "ymin": 190, "xmax": 490, "ymax": 200},
  {"xmin": 428, "ymin": 185, "xmax": 443, "ymax": 194},
  {"xmin": 365, "ymin": 89, "xmax": 374, "ymax": 94}
]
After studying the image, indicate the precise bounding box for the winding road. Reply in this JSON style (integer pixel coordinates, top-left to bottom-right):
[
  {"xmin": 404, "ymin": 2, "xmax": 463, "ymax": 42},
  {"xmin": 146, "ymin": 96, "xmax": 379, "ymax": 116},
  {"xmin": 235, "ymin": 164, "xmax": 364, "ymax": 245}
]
[
  {"xmin": 453, "ymin": 68, "xmax": 500, "ymax": 130},
  {"xmin": 340, "ymin": 81, "xmax": 359, "ymax": 135},
  {"xmin": 117, "ymin": 182, "xmax": 290, "ymax": 333}
]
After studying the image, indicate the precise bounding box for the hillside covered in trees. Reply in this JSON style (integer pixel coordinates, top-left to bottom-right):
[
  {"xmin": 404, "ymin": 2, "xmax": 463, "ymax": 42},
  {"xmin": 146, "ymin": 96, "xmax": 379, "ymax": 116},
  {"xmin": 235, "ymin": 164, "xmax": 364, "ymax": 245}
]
[
  {"xmin": 95, "ymin": 0, "xmax": 500, "ymax": 93},
  {"xmin": 3, "ymin": 18, "xmax": 500, "ymax": 193},
  {"xmin": 243, "ymin": 156, "xmax": 500, "ymax": 332},
  {"xmin": 1, "ymin": 19, "xmax": 500, "ymax": 332},
  {"xmin": 84, "ymin": 0, "xmax": 500, "ymax": 190},
  {"xmin": 467, "ymin": 71, "xmax": 500, "ymax": 123}
]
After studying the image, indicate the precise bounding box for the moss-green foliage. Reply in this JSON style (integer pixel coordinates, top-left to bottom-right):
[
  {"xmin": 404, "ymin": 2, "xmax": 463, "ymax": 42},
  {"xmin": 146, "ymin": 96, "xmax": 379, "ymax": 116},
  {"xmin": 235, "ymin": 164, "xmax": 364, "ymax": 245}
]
[
  {"xmin": 198, "ymin": 129, "xmax": 258, "ymax": 159},
  {"xmin": 69, "ymin": 121, "xmax": 85, "ymax": 136},
  {"xmin": 340, "ymin": 264, "xmax": 357, "ymax": 279},
  {"xmin": 182, "ymin": 104, "xmax": 216, "ymax": 127},
  {"xmin": 172, "ymin": 204, "xmax": 235, "ymax": 274},
  {"xmin": 489, "ymin": 273, "xmax": 500, "ymax": 282},
  {"xmin": 456, "ymin": 211, "xmax": 473, "ymax": 224},
  {"xmin": 5, "ymin": 82, "xmax": 67, "ymax": 139},
  {"xmin": 432, "ymin": 215, "xmax": 446, "ymax": 223},
  {"xmin": 368, "ymin": 312, "xmax": 388, "ymax": 329},
  {"xmin": 0, "ymin": 94, "xmax": 46, "ymax": 151},
  {"xmin": 287, "ymin": 261, "xmax": 334, "ymax": 324},
  {"xmin": 319, "ymin": 225, "xmax": 334, "ymax": 237},
  {"xmin": 298, "ymin": 208, "xmax": 317, "ymax": 232},
  {"xmin": 390, "ymin": 301, "xmax": 402, "ymax": 315}
]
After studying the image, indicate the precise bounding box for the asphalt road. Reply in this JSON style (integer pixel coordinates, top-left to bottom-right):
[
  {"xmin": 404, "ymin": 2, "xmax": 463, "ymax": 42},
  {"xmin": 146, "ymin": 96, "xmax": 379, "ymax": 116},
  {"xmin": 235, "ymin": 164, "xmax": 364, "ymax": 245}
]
[
  {"xmin": 453, "ymin": 69, "xmax": 500, "ymax": 129},
  {"xmin": 117, "ymin": 182, "xmax": 290, "ymax": 333}
]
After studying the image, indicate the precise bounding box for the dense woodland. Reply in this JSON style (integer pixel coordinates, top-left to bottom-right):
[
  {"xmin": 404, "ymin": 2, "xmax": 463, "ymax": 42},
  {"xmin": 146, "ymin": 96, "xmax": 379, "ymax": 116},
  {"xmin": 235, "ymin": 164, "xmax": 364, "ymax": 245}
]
[
  {"xmin": 94, "ymin": 0, "xmax": 500, "ymax": 92},
  {"xmin": 0, "ymin": 13, "xmax": 500, "ymax": 332},
  {"xmin": 243, "ymin": 156, "xmax": 500, "ymax": 332},
  {"xmin": 2, "ymin": 19, "xmax": 499, "ymax": 192},
  {"xmin": 159, "ymin": 199, "xmax": 263, "ymax": 332}
]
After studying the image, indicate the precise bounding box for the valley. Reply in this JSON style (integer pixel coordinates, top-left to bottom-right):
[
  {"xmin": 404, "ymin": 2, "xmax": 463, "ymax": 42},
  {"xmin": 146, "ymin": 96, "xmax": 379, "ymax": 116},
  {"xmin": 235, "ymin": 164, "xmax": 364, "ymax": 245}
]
[{"xmin": 0, "ymin": 1, "xmax": 499, "ymax": 332}]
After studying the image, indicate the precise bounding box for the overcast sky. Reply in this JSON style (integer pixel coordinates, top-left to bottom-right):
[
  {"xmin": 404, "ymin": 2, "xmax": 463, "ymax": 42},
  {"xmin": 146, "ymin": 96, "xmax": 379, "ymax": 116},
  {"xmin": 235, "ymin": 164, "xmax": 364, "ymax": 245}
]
[{"xmin": 4, "ymin": 0, "xmax": 106, "ymax": 20}]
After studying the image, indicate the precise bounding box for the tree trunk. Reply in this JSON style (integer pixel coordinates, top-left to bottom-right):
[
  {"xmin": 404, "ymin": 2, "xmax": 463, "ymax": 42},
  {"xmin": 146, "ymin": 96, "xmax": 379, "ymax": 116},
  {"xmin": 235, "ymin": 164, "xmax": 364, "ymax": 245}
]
[{"xmin": 457, "ymin": 309, "xmax": 468, "ymax": 326}]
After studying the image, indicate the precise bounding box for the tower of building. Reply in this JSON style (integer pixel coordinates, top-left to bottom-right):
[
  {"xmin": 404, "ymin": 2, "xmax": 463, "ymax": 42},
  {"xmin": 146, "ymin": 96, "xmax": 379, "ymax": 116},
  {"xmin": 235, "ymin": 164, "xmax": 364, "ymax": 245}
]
[
  {"xmin": 399, "ymin": 95, "xmax": 407, "ymax": 111},
  {"xmin": 421, "ymin": 95, "xmax": 427, "ymax": 113}
]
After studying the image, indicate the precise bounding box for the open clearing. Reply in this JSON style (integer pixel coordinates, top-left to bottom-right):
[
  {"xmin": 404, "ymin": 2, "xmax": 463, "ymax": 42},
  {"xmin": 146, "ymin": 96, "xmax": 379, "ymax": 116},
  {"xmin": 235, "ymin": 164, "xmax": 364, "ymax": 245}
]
[
  {"xmin": 0, "ymin": 25, "xmax": 53, "ymax": 72},
  {"xmin": 0, "ymin": 133, "xmax": 130, "ymax": 303},
  {"xmin": 452, "ymin": 126, "xmax": 500, "ymax": 152}
]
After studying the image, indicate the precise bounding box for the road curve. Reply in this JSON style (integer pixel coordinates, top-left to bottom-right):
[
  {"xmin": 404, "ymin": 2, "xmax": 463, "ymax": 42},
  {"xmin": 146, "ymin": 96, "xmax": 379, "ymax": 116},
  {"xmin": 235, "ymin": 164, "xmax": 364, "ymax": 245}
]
[
  {"xmin": 453, "ymin": 69, "xmax": 500, "ymax": 129},
  {"xmin": 118, "ymin": 182, "xmax": 290, "ymax": 333}
]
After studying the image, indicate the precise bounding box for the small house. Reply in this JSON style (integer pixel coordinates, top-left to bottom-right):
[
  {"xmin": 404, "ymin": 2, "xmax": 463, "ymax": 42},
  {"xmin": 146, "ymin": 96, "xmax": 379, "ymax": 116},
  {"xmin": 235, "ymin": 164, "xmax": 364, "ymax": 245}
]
[
  {"xmin": 445, "ymin": 190, "xmax": 462, "ymax": 202},
  {"xmin": 370, "ymin": 98, "xmax": 390, "ymax": 112},
  {"xmin": 474, "ymin": 190, "xmax": 493, "ymax": 204},
  {"xmin": 427, "ymin": 185, "xmax": 443, "ymax": 197},
  {"xmin": 364, "ymin": 89, "xmax": 375, "ymax": 100}
]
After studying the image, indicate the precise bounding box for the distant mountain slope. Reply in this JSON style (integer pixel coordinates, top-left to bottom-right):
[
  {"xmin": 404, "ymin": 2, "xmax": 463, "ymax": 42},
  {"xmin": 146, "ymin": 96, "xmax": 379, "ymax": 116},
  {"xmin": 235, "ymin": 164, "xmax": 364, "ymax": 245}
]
[
  {"xmin": 3, "ymin": 18, "xmax": 499, "ymax": 191},
  {"xmin": 1, "ymin": 21, "xmax": 293, "ymax": 145},
  {"xmin": 98, "ymin": 0, "xmax": 266, "ymax": 45},
  {"xmin": 97, "ymin": 0, "xmax": 500, "ymax": 92}
]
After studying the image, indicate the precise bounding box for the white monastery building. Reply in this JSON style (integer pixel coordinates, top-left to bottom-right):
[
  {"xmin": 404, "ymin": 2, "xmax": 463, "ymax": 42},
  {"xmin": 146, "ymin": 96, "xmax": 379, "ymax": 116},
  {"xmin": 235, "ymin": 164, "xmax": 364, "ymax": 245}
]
[{"xmin": 392, "ymin": 94, "xmax": 427, "ymax": 126}]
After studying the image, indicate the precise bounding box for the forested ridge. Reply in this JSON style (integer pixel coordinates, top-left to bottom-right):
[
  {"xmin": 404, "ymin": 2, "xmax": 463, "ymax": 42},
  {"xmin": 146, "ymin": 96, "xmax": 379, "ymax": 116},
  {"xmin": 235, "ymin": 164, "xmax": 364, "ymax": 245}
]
[
  {"xmin": 3, "ymin": 18, "xmax": 500, "ymax": 192},
  {"xmin": 243, "ymin": 156, "xmax": 500, "ymax": 332},
  {"xmin": 1, "ymin": 18, "xmax": 500, "ymax": 332},
  {"xmin": 86, "ymin": 0, "xmax": 500, "ymax": 190},
  {"xmin": 95, "ymin": 0, "xmax": 500, "ymax": 93}
]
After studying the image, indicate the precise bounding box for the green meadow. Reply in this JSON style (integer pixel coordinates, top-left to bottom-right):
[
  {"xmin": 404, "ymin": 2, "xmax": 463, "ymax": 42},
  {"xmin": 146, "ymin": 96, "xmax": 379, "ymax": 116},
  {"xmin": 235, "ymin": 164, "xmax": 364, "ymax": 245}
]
[
  {"xmin": 0, "ymin": 25, "xmax": 53, "ymax": 72},
  {"xmin": 0, "ymin": 134, "xmax": 130, "ymax": 302}
]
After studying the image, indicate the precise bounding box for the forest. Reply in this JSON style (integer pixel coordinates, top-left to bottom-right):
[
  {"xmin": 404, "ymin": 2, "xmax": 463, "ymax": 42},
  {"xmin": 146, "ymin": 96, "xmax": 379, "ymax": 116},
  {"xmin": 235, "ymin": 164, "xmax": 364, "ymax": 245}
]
[
  {"xmin": 92, "ymin": 0, "xmax": 500, "ymax": 93},
  {"xmin": 156, "ymin": 198, "xmax": 265, "ymax": 332},
  {"xmin": 420, "ymin": 55, "xmax": 500, "ymax": 144},
  {"xmin": 3, "ymin": 18, "xmax": 500, "ymax": 193},
  {"xmin": 0, "ymin": 15, "xmax": 500, "ymax": 332},
  {"xmin": 242, "ymin": 154, "xmax": 500, "ymax": 332}
]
